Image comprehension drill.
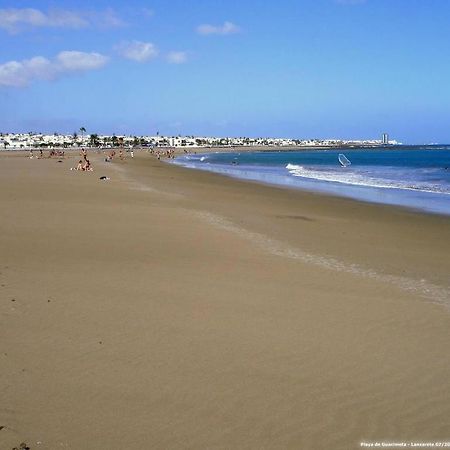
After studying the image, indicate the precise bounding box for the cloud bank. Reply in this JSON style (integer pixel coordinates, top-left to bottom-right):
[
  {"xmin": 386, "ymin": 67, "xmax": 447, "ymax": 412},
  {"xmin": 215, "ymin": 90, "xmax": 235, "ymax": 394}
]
[
  {"xmin": 196, "ymin": 21, "xmax": 240, "ymax": 35},
  {"xmin": 0, "ymin": 51, "xmax": 109, "ymax": 87}
]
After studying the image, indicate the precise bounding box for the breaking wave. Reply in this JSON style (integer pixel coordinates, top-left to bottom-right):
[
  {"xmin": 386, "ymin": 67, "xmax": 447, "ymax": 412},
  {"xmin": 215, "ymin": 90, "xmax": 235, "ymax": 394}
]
[{"xmin": 285, "ymin": 164, "xmax": 450, "ymax": 195}]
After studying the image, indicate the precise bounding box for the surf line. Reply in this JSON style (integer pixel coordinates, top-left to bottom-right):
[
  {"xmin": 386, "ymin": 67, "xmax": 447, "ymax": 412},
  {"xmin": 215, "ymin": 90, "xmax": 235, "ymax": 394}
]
[{"xmin": 194, "ymin": 210, "xmax": 450, "ymax": 308}]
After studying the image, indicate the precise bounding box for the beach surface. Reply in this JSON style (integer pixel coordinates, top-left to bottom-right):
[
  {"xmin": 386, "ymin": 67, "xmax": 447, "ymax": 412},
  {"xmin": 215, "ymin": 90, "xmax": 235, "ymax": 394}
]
[{"xmin": 1, "ymin": 150, "xmax": 450, "ymax": 449}]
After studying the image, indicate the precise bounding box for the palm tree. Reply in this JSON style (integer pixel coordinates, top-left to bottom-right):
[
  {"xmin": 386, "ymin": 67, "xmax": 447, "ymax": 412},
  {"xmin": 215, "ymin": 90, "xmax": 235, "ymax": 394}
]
[
  {"xmin": 89, "ymin": 134, "xmax": 99, "ymax": 147},
  {"xmin": 79, "ymin": 127, "xmax": 86, "ymax": 143}
]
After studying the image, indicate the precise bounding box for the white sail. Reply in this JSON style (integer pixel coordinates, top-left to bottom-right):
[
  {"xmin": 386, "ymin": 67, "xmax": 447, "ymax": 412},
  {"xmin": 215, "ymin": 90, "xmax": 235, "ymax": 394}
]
[{"xmin": 338, "ymin": 153, "xmax": 351, "ymax": 167}]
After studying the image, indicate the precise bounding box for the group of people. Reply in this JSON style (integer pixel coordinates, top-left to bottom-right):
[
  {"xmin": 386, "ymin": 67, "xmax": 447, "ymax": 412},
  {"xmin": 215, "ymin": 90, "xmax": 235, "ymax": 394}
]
[
  {"xmin": 49, "ymin": 149, "xmax": 65, "ymax": 158},
  {"xmin": 71, "ymin": 148, "xmax": 93, "ymax": 171},
  {"xmin": 104, "ymin": 148, "xmax": 134, "ymax": 162},
  {"xmin": 29, "ymin": 149, "xmax": 65, "ymax": 159},
  {"xmin": 148, "ymin": 148, "xmax": 175, "ymax": 160},
  {"xmin": 27, "ymin": 146, "xmax": 143, "ymax": 171}
]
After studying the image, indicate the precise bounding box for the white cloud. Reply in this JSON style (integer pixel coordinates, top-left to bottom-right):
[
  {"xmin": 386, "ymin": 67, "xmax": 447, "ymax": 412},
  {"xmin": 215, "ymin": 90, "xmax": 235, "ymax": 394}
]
[
  {"xmin": 0, "ymin": 7, "xmax": 124, "ymax": 33},
  {"xmin": 116, "ymin": 41, "xmax": 159, "ymax": 62},
  {"xmin": 0, "ymin": 61, "xmax": 34, "ymax": 87},
  {"xmin": 0, "ymin": 51, "xmax": 109, "ymax": 87},
  {"xmin": 23, "ymin": 56, "xmax": 56, "ymax": 80},
  {"xmin": 56, "ymin": 51, "xmax": 109, "ymax": 71},
  {"xmin": 196, "ymin": 21, "xmax": 240, "ymax": 36},
  {"xmin": 166, "ymin": 51, "xmax": 188, "ymax": 64},
  {"xmin": 0, "ymin": 56, "xmax": 59, "ymax": 87}
]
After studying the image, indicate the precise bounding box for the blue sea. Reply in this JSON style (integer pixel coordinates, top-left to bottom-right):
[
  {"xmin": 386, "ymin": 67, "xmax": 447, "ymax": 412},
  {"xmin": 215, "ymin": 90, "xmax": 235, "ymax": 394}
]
[{"xmin": 172, "ymin": 146, "xmax": 450, "ymax": 216}]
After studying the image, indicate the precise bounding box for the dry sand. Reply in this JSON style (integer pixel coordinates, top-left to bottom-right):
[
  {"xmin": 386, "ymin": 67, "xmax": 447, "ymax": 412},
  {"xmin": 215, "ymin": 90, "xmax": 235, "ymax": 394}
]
[{"xmin": 1, "ymin": 150, "xmax": 450, "ymax": 449}]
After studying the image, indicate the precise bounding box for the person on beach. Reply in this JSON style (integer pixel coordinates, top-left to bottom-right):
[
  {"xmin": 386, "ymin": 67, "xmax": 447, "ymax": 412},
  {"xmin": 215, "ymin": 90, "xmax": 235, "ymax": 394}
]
[
  {"xmin": 83, "ymin": 159, "xmax": 93, "ymax": 171},
  {"xmin": 70, "ymin": 160, "xmax": 83, "ymax": 171},
  {"xmin": 29, "ymin": 150, "xmax": 33, "ymax": 159}
]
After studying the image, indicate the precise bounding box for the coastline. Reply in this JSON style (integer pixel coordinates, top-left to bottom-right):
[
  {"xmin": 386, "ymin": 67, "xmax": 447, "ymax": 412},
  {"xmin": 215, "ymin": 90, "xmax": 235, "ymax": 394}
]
[
  {"xmin": 142, "ymin": 151, "xmax": 450, "ymax": 291},
  {"xmin": 1, "ymin": 150, "xmax": 450, "ymax": 449},
  {"xmin": 170, "ymin": 145, "xmax": 450, "ymax": 217}
]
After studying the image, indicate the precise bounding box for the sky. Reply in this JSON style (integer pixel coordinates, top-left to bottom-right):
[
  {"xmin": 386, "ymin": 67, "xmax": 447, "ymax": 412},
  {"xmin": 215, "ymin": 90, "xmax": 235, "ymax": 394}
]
[{"xmin": 1, "ymin": 0, "xmax": 450, "ymax": 143}]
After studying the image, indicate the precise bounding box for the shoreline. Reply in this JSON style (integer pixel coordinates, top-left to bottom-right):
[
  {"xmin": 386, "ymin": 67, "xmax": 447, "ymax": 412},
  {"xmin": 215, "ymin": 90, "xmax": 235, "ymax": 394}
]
[
  {"xmin": 11, "ymin": 146, "xmax": 450, "ymax": 219},
  {"xmin": 170, "ymin": 149, "xmax": 450, "ymax": 218},
  {"xmin": 1, "ymin": 150, "xmax": 450, "ymax": 449},
  {"xmin": 8, "ymin": 148, "xmax": 449, "ymax": 217},
  {"xmin": 130, "ymin": 151, "xmax": 450, "ymax": 291}
]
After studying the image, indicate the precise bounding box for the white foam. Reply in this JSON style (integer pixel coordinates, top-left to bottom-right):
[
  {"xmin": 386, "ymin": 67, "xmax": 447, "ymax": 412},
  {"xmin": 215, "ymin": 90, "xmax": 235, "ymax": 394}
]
[
  {"xmin": 182, "ymin": 154, "xmax": 208, "ymax": 162},
  {"xmin": 285, "ymin": 164, "xmax": 450, "ymax": 195}
]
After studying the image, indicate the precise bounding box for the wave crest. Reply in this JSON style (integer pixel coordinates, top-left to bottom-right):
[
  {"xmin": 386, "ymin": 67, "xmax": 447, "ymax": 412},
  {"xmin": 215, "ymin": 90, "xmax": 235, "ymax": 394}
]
[{"xmin": 285, "ymin": 164, "xmax": 450, "ymax": 195}]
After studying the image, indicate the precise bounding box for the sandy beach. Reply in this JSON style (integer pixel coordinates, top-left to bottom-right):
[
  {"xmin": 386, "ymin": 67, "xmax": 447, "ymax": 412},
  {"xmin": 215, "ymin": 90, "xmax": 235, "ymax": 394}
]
[{"xmin": 1, "ymin": 150, "xmax": 450, "ymax": 449}]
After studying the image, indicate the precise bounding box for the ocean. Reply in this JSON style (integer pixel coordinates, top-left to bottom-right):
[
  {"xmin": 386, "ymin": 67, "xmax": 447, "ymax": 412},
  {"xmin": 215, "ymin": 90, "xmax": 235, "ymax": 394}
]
[{"xmin": 172, "ymin": 146, "xmax": 450, "ymax": 216}]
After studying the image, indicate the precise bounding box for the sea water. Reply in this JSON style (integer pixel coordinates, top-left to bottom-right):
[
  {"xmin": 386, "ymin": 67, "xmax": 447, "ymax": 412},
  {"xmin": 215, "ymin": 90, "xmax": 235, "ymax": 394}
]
[{"xmin": 172, "ymin": 147, "xmax": 450, "ymax": 216}]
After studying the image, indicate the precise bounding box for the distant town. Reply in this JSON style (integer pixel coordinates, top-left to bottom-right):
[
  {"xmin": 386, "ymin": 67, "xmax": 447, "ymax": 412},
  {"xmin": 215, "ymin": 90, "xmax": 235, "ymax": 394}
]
[{"xmin": 0, "ymin": 131, "xmax": 398, "ymax": 150}]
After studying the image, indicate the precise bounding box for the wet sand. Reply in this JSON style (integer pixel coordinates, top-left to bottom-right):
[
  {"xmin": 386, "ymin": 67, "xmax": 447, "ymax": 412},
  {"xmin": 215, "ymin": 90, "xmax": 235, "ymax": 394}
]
[{"xmin": 1, "ymin": 150, "xmax": 450, "ymax": 449}]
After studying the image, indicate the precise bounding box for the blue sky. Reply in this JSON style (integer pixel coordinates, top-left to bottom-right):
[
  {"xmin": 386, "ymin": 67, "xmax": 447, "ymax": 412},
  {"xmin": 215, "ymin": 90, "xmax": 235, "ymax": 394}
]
[{"xmin": 1, "ymin": 0, "xmax": 450, "ymax": 143}]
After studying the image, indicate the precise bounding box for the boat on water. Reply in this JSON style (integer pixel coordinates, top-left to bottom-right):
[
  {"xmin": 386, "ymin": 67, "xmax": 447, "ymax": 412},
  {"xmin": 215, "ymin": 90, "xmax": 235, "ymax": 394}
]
[{"xmin": 338, "ymin": 153, "xmax": 351, "ymax": 167}]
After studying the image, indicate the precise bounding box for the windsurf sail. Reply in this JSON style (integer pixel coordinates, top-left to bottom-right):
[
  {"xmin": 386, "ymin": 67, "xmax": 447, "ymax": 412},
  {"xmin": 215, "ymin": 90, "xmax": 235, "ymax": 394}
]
[{"xmin": 338, "ymin": 153, "xmax": 351, "ymax": 167}]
